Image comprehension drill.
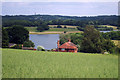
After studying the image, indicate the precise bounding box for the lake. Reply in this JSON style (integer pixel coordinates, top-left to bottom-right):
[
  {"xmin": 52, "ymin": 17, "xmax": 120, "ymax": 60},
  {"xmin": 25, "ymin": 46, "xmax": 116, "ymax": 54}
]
[{"xmin": 29, "ymin": 34, "xmax": 59, "ymax": 50}]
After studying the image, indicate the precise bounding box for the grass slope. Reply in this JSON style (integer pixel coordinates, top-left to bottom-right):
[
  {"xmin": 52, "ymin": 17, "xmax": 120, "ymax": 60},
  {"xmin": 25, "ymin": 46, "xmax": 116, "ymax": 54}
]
[{"xmin": 2, "ymin": 49, "xmax": 118, "ymax": 78}]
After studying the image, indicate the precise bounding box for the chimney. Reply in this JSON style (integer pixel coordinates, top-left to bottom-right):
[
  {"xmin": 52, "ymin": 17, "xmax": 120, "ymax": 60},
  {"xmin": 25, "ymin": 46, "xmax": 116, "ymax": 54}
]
[
  {"xmin": 57, "ymin": 40, "xmax": 60, "ymax": 48},
  {"xmin": 22, "ymin": 44, "xmax": 23, "ymax": 49},
  {"xmin": 68, "ymin": 39, "xmax": 71, "ymax": 42}
]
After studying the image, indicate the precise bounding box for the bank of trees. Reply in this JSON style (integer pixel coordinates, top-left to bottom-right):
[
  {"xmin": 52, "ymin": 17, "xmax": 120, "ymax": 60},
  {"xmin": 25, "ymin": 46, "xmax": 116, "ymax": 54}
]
[
  {"xmin": 2, "ymin": 25, "xmax": 34, "ymax": 48},
  {"xmin": 37, "ymin": 24, "xmax": 49, "ymax": 32},
  {"xmin": 2, "ymin": 15, "xmax": 119, "ymax": 29},
  {"xmin": 101, "ymin": 31, "xmax": 120, "ymax": 40},
  {"xmin": 60, "ymin": 26, "xmax": 119, "ymax": 54}
]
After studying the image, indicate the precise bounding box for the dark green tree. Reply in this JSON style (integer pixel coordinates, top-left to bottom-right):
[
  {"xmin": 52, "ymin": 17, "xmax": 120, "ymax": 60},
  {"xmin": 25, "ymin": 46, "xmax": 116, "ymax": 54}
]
[
  {"xmin": 6, "ymin": 25, "xmax": 29, "ymax": 44},
  {"xmin": 81, "ymin": 26, "xmax": 102, "ymax": 53},
  {"xmin": 2, "ymin": 28, "xmax": 9, "ymax": 48},
  {"xmin": 23, "ymin": 40, "xmax": 35, "ymax": 47},
  {"xmin": 57, "ymin": 25, "xmax": 62, "ymax": 28},
  {"xmin": 37, "ymin": 24, "xmax": 49, "ymax": 32}
]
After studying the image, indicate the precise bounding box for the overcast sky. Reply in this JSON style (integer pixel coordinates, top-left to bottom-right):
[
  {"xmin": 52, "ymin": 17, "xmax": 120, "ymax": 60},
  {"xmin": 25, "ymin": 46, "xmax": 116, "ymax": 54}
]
[
  {"xmin": 1, "ymin": 0, "xmax": 120, "ymax": 2},
  {"xmin": 2, "ymin": 1, "xmax": 118, "ymax": 16}
]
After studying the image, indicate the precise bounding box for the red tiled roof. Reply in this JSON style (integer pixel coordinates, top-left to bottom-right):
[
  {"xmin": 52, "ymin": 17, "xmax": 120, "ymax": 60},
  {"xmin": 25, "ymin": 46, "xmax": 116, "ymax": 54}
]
[{"xmin": 59, "ymin": 42, "xmax": 77, "ymax": 49}]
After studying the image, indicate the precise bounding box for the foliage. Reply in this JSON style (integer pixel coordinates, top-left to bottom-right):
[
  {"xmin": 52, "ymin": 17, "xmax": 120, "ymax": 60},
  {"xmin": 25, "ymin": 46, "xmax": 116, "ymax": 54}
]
[
  {"xmin": 37, "ymin": 24, "xmax": 49, "ymax": 32},
  {"xmin": 101, "ymin": 31, "xmax": 120, "ymax": 40},
  {"xmin": 64, "ymin": 25, "xmax": 67, "ymax": 28},
  {"xmin": 77, "ymin": 26, "xmax": 84, "ymax": 31},
  {"xmin": 80, "ymin": 26, "xmax": 103, "ymax": 53},
  {"xmin": 6, "ymin": 25, "xmax": 29, "ymax": 44},
  {"xmin": 37, "ymin": 46, "xmax": 45, "ymax": 51},
  {"xmin": 81, "ymin": 26, "xmax": 116, "ymax": 53},
  {"xmin": 2, "ymin": 28, "xmax": 9, "ymax": 48},
  {"xmin": 11, "ymin": 44, "xmax": 22, "ymax": 49},
  {"xmin": 2, "ymin": 48, "xmax": 118, "ymax": 78},
  {"xmin": 57, "ymin": 25, "xmax": 62, "ymax": 28},
  {"xmin": 2, "ymin": 15, "xmax": 118, "ymax": 28},
  {"xmin": 23, "ymin": 40, "xmax": 35, "ymax": 47}
]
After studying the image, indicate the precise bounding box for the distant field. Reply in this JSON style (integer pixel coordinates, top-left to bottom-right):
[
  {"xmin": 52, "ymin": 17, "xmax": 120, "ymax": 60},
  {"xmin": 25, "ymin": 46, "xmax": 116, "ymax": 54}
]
[
  {"xmin": 25, "ymin": 27, "xmax": 37, "ymax": 32},
  {"xmin": 112, "ymin": 40, "xmax": 120, "ymax": 48},
  {"xmin": 48, "ymin": 28, "xmax": 79, "ymax": 31},
  {"xmin": 25, "ymin": 26, "xmax": 79, "ymax": 33},
  {"xmin": 101, "ymin": 25, "xmax": 118, "ymax": 30},
  {"xmin": 48, "ymin": 25, "xmax": 77, "ymax": 28},
  {"xmin": 2, "ymin": 48, "xmax": 118, "ymax": 78}
]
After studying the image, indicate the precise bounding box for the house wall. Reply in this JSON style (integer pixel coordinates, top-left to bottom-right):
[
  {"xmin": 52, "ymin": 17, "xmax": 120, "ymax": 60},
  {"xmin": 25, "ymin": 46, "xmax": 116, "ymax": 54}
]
[{"xmin": 58, "ymin": 48, "xmax": 75, "ymax": 52}]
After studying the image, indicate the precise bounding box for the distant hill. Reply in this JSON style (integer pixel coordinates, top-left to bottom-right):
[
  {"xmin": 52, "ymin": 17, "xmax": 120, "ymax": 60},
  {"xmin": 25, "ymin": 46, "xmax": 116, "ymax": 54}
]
[{"xmin": 2, "ymin": 15, "xmax": 119, "ymax": 28}]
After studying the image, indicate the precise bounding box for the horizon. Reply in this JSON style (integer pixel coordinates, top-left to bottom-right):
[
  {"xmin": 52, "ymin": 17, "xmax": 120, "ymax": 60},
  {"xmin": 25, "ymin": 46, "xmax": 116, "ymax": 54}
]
[
  {"xmin": 2, "ymin": 14, "xmax": 118, "ymax": 17},
  {"xmin": 2, "ymin": 2, "xmax": 118, "ymax": 16}
]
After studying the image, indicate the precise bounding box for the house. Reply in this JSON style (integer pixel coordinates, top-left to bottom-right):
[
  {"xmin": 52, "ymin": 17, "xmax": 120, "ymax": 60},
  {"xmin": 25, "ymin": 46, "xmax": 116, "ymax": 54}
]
[{"xmin": 57, "ymin": 39, "xmax": 78, "ymax": 53}]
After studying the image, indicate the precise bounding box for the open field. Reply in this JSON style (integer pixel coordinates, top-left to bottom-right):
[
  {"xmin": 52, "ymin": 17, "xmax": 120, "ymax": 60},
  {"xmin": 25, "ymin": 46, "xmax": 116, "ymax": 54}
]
[
  {"xmin": 25, "ymin": 27, "xmax": 37, "ymax": 32},
  {"xmin": 101, "ymin": 25, "xmax": 118, "ymax": 30},
  {"xmin": 29, "ymin": 31, "xmax": 82, "ymax": 34},
  {"xmin": 2, "ymin": 48, "xmax": 118, "ymax": 78},
  {"xmin": 112, "ymin": 40, "xmax": 120, "ymax": 48},
  {"xmin": 48, "ymin": 25, "xmax": 78, "ymax": 28},
  {"xmin": 48, "ymin": 28, "xmax": 79, "ymax": 31}
]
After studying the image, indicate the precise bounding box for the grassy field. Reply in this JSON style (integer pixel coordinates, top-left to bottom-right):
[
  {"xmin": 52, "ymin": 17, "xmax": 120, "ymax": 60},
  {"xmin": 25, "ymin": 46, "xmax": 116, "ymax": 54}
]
[
  {"xmin": 112, "ymin": 40, "xmax": 120, "ymax": 48},
  {"xmin": 25, "ymin": 27, "xmax": 37, "ymax": 32},
  {"xmin": 48, "ymin": 25, "xmax": 77, "ymax": 28},
  {"xmin": 48, "ymin": 28, "xmax": 79, "ymax": 31},
  {"xmin": 101, "ymin": 25, "xmax": 118, "ymax": 30},
  {"xmin": 2, "ymin": 48, "xmax": 118, "ymax": 78},
  {"xmin": 25, "ymin": 26, "xmax": 79, "ymax": 33}
]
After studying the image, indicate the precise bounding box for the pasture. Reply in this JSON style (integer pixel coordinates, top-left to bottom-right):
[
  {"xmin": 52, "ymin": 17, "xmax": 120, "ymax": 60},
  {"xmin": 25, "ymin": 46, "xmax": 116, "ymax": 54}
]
[
  {"xmin": 2, "ymin": 49, "xmax": 118, "ymax": 78},
  {"xmin": 101, "ymin": 25, "xmax": 118, "ymax": 30}
]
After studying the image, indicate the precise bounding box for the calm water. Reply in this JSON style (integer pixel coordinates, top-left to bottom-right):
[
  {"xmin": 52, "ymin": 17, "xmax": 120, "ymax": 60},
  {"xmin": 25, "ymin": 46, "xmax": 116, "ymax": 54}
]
[{"xmin": 29, "ymin": 34, "xmax": 59, "ymax": 50}]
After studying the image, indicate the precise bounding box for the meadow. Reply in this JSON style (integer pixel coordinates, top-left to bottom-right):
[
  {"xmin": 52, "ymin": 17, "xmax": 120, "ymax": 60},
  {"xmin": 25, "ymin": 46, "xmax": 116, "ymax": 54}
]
[{"xmin": 2, "ymin": 48, "xmax": 118, "ymax": 78}]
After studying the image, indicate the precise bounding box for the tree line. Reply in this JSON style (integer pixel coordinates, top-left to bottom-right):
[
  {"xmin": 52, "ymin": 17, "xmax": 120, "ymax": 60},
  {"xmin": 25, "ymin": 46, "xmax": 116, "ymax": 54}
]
[
  {"xmin": 2, "ymin": 25, "xmax": 35, "ymax": 48},
  {"xmin": 60, "ymin": 26, "xmax": 120, "ymax": 54},
  {"xmin": 2, "ymin": 15, "xmax": 119, "ymax": 28}
]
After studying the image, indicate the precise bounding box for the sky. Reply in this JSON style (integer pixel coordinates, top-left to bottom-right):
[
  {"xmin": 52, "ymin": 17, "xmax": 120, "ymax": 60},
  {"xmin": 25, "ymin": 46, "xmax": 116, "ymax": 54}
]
[
  {"xmin": 1, "ymin": 1, "xmax": 119, "ymax": 16},
  {"xmin": 1, "ymin": 0, "xmax": 120, "ymax": 2}
]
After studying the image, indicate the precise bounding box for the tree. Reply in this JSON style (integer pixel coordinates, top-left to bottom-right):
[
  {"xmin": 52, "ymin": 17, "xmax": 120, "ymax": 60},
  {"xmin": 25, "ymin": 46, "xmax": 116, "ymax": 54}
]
[
  {"xmin": 23, "ymin": 40, "xmax": 35, "ymax": 47},
  {"xmin": 64, "ymin": 25, "xmax": 67, "ymax": 28},
  {"xmin": 2, "ymin": 28, "xmax": 9, "ymax": 48},
  {"xmin": 37, "ymin": 24, "xmax": 49, "ymax": 32},
  {"xmin": 57, "ymin": 25, "xmax": 62, "ymax": 28},
  {"xmin": 81, "ymin": 26, "xmax": 103, "ymax": 53},
  {"xmin": 6, "ymin": 25, "xmax": 29, "ymax": 44}
]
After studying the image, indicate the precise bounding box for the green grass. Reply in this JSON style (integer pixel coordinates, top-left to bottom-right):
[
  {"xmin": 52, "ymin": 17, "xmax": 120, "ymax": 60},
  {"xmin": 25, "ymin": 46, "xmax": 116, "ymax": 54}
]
[
  {"xmin": 48, "ymin": 28, "xmax": 79, "ymax": 32},
  {"xmin": 25, "ymin": 27, "xmax": 37, "ymax": 32},
  {"xmin": 2, "ymin": 48, "xmax": 118, "ymax": 78},
  {"xmin": 25, "ymin": 27, "xmax": 79, "ymax": 32},
  {"xmin": 48, "ymin": 25, "xmax": 77, "ymax": 28}
]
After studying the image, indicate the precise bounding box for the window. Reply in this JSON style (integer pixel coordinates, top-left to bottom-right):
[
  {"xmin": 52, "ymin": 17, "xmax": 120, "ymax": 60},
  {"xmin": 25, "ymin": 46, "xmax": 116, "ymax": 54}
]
[{"xmin": 61, "ymin": 48, "xmax": 65, "ymax": 51}]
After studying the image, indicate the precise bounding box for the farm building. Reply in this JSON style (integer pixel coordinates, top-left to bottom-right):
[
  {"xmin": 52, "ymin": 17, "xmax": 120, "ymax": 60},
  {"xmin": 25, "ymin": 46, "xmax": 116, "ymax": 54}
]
[{"xmin": 56, "ymin": 40, "xmax": 78, "ymax": 53}]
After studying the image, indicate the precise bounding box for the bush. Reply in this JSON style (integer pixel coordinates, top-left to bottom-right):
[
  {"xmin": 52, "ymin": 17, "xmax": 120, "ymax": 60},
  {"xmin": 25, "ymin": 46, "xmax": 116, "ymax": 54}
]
[
  {"xmin": 37, "ymin": 46, "xmax": 45, "ymax": 51},
  {"xmin": 23, "ymin": 40, "xmax": 35, "ymax": 47},
  {"xmin": 64, "ymin": 26, "xmax": 67, "ymax": 28},
  {"xmin": 6, "ymin": 25, "xmax": 29, "ymax": 44},
  {"xmin": 57, "ymin": 25, "xmax": 62, "ymax": 28},
  {"xmin": 11, "ymin": 44, "xmax": 22, "ymax": 49},
  {"xmin": 2, "ymin": 28, "xmax": 9, "ymax": 48},
  {"xmin": 37, "ymin": 24, "xmax": 49, "ymax": 32}
]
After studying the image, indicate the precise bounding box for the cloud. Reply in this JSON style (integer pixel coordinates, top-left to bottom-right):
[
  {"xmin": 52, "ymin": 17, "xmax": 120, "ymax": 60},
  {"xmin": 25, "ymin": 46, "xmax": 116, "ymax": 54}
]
[{"xmin": 2, "ymin": 0, "xmax": 119, "ymax": 2}]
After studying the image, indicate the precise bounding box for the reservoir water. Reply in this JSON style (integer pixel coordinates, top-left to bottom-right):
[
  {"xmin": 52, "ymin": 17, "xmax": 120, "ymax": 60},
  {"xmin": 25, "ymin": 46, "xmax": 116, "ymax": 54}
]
[{"xmin": 29, "ymin": 34, "xmax": 59, "ymax": 50}]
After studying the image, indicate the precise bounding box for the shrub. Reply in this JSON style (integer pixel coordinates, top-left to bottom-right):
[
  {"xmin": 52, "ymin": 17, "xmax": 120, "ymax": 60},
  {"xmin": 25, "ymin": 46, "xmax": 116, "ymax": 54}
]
[
  {"xmin": 64, "ymin": 26, "xmax": 67, "ymax": 28},
  {"xmin": 57, "ymin": 25, "xmax": 62, "ymax": 28},
  {"xmin": 23, "ymin": 40, "xmax": 35, "ymax": 47},
  {"xmin": 37, "ymin": 46, "xmax": 45, "ymax": 51},
  {"xmin": 11, "ymin": 44, "xmax": 22, "ymax": 49}
]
